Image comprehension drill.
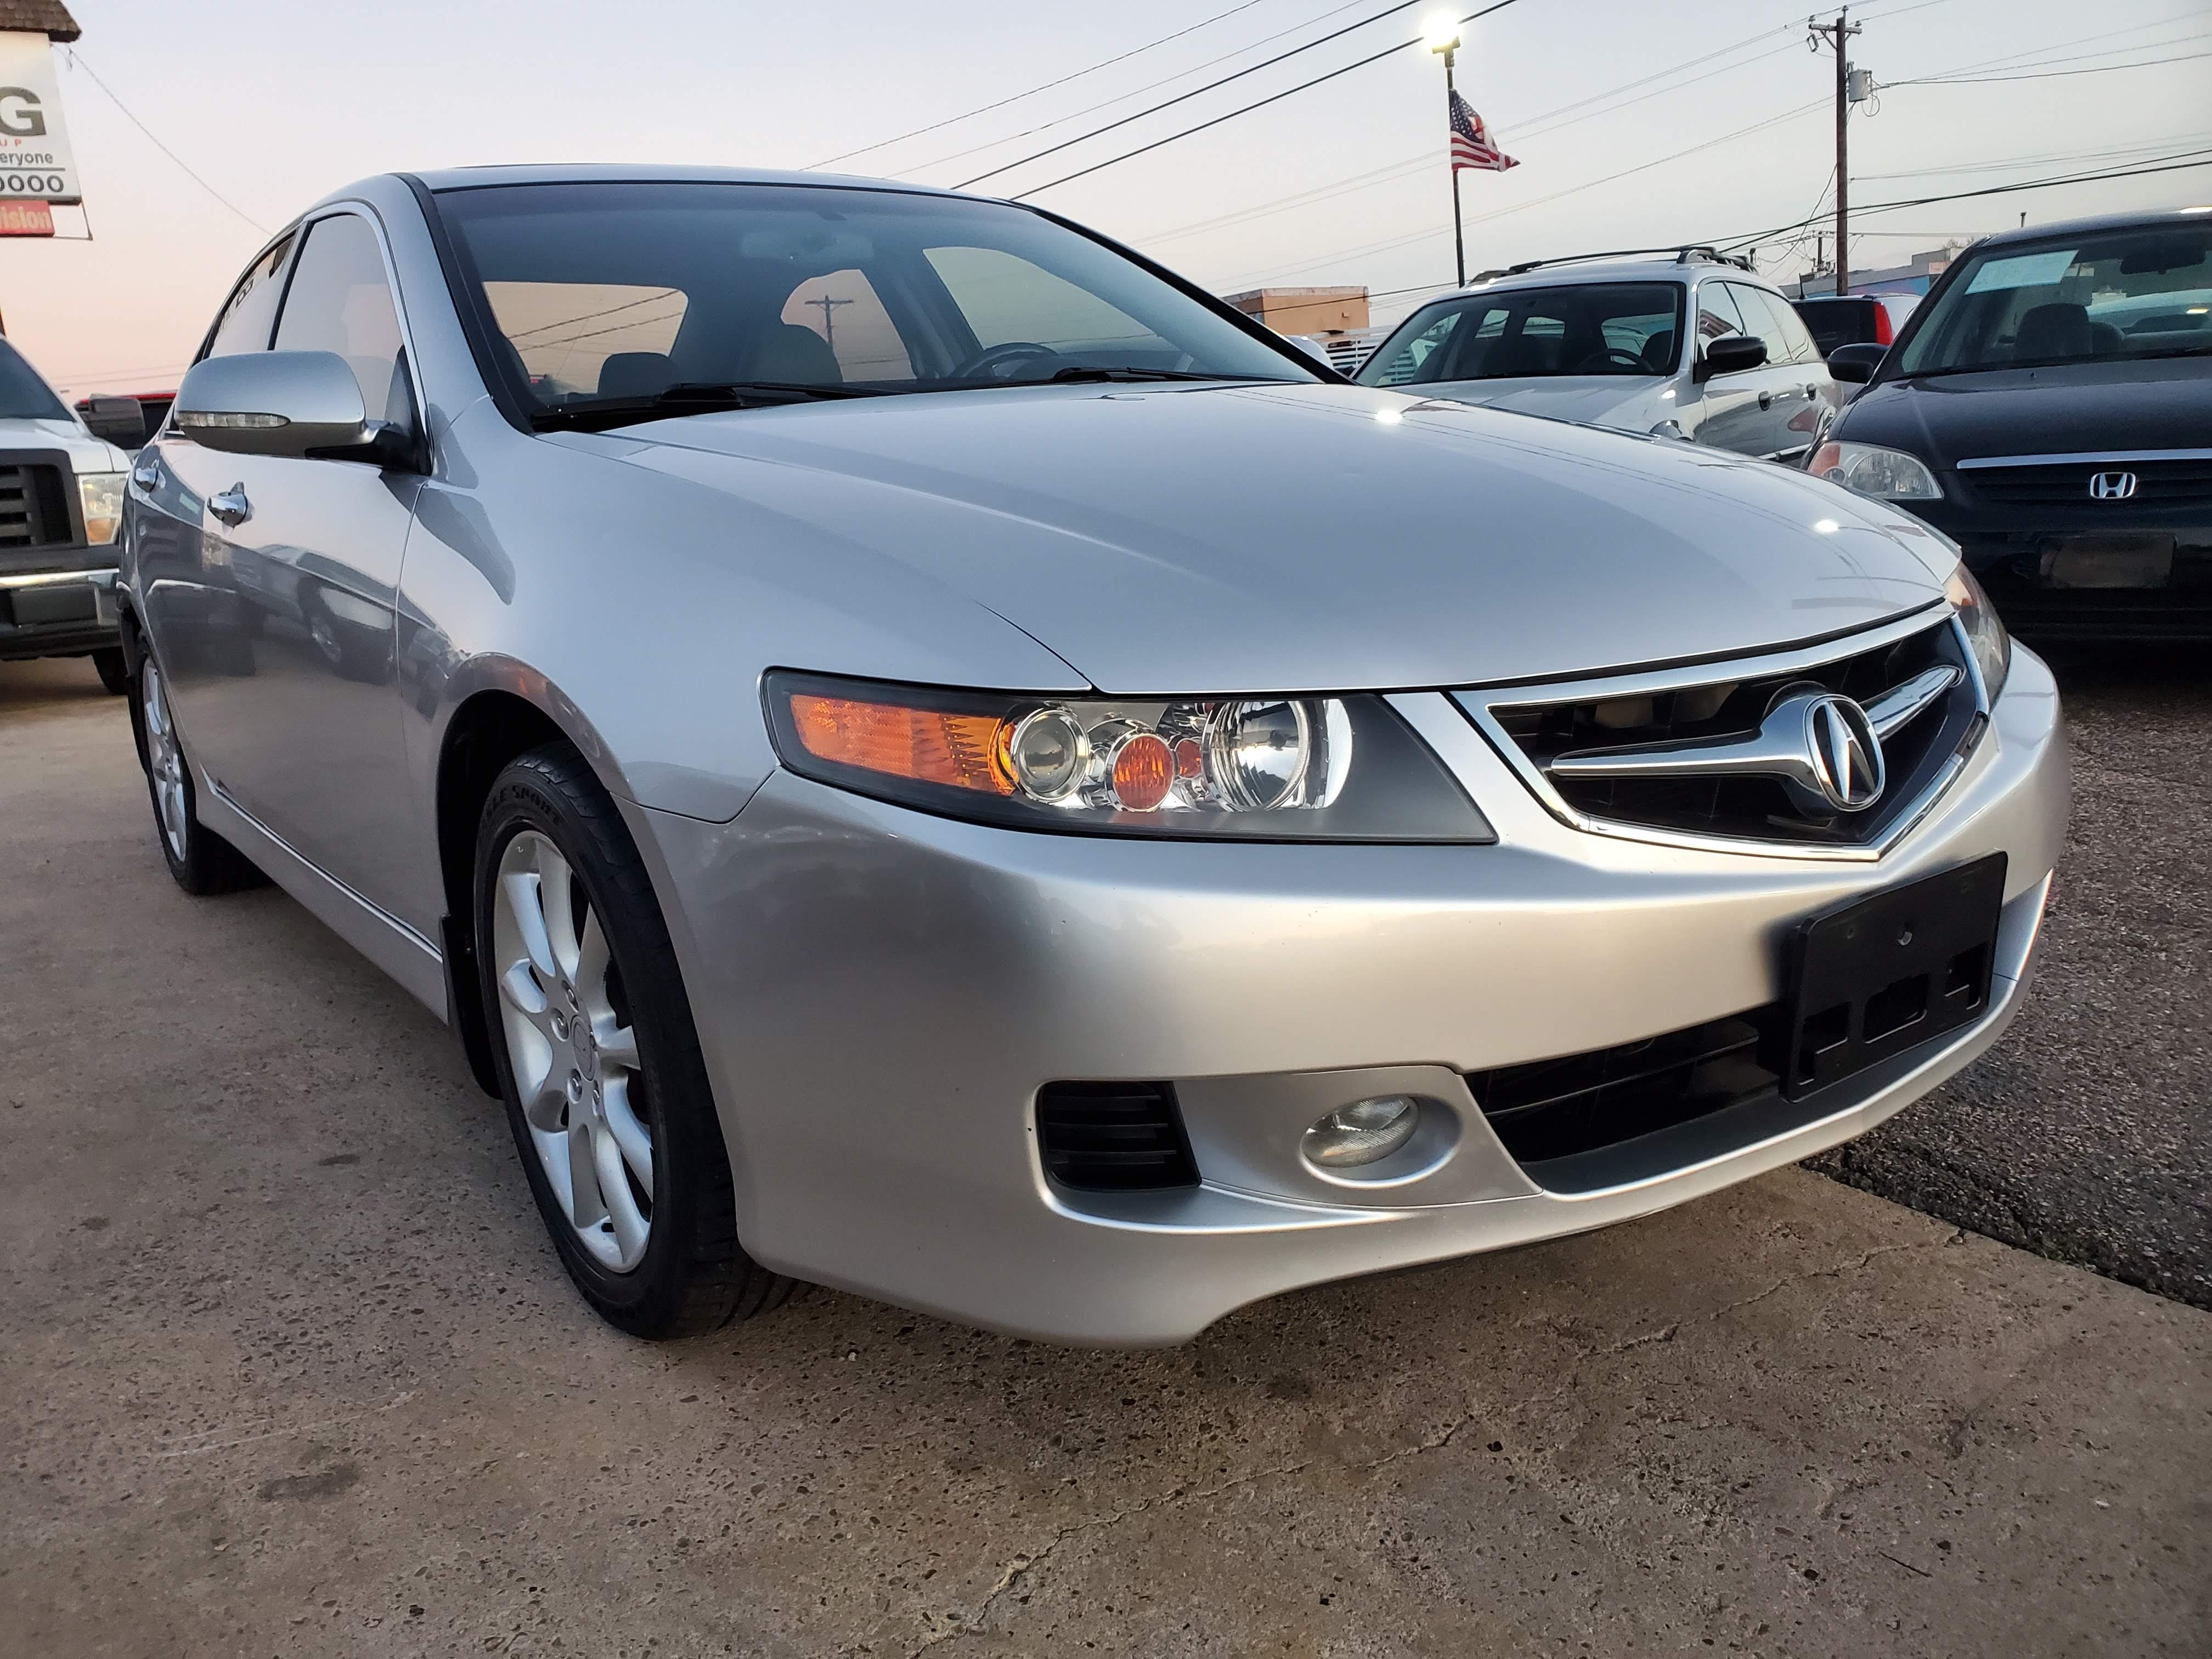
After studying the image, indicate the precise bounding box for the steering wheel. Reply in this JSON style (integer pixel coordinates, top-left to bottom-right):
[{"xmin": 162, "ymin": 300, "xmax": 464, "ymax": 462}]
[
  {"xmin": 949, "ymin": 341, "xmax": 1065, "ymax": 381},
  {"xmin": 1572, "ymin": 347, "xmax": 1651, "ymax": 374}
]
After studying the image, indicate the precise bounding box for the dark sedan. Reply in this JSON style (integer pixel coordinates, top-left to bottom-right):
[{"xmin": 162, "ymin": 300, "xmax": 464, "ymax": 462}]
[{"xmin": 1812, "ymin": 208, "xmax": 2211, "ymax": 643}]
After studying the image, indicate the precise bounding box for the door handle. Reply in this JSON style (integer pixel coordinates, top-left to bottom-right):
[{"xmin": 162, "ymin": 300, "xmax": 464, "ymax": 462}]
[
  {"xmin": 209, "ymin": 483, "xmax": 252, "ymax": 527},
  {"xmin": 132, "ymin": 457, "xmax": 160, "ymax": 490},
  {"xmin": 1757, "ymin": 390, "xmax": 1774, "ymax": 409}
]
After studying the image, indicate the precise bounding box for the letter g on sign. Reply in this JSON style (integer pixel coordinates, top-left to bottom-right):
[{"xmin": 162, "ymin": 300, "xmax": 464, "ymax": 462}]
[{"xmin": 0, "ymin": 88, "xmax": 45, "ymax": 139}]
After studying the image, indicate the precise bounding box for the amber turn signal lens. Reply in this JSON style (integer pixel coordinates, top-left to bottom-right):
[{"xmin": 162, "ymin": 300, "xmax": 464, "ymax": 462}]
[
  {"xmin": 1110, "ymin": 731, "xmax": 1174, "ymax": 811},
  {"xmin": 787, "ymin": 694, "xmax": 1014, "ymax": 795}
]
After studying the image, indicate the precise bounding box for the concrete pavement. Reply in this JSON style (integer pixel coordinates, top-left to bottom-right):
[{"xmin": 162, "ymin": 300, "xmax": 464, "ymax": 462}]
[{"xmin": 3, "ymin": 657, "xmax": 2207, "ymax": 1657}]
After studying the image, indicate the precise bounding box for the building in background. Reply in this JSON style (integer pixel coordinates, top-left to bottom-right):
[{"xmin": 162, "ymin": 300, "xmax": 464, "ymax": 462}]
[
  {"xmin": 1781, "ymin": 245, "xmax": 1959, "ymax": 300},
  {"xmin": 1222, "ymin": 285, "xmax": 1371, "ymax": 335},
  {"xmin": 1222, "ymin": 286, "xmax": 1392, "ymax": 374}
]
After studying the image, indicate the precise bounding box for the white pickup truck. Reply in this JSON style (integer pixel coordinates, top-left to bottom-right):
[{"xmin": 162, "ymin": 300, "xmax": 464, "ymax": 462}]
[{"xmin": 0, "ymin": 336, "xmax": 134, "ymax": 692}]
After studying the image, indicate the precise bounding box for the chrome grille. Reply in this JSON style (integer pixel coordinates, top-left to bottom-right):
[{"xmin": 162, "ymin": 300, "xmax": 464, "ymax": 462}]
[
  {"xmin": 1460, "ymin": 610, "xmax": 1985, "ymax": 858},
  {"xmin": 1963, "ymin": 455, "xmax": 2212, "ymax": 510}
]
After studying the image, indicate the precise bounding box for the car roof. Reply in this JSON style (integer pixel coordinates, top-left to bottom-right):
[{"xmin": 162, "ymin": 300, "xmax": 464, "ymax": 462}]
[
  {"xmin": 1453, "ymin": 253, "xmax": 1768, "ymax": 294},
  {"xmin": 397, "ymin": 162, "xmax": 973, "ymax": 199},
  {"xmin": 1969, "ymin": 205, "xmax": 2212, "ymax": 249}
]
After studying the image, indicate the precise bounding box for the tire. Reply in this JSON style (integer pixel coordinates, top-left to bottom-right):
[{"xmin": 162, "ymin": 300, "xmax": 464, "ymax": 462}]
[
  {"xmin": 473, "ymin": 742, "xmax": 792, "ymax": 1339},
  {"xmin": 93, "ymin": 647, "xmax": 130, "ymax": 695},
  {"xmin": 132, "ymin": 651, "xmax": 268, "ymax": 896}
]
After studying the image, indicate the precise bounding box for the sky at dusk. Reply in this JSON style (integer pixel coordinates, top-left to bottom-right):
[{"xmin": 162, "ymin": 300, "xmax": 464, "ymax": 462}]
[{"xmin": 12, "ymin": 0, "xmax": 2210, "ymax": 396}]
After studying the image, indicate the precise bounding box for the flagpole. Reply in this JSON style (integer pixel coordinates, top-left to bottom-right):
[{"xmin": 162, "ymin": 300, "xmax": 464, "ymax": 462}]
[
  {"xmin": 1443, "ymin": 46, "xmax": 1465, "ymax": 287},
  {"xmin": 1427, "ymin": 16, "xmax": 1466, "ymax": 287}
]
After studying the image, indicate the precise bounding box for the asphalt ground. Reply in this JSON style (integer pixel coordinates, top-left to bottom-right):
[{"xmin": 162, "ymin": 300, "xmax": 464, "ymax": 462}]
[
  {"xmin": 1808, "ymin": 644, "xmax": 2212, "ymax": 1310},
  {"xmin": 2, "ymin": 652, "xmax": 2207, "ymax": 1656}
]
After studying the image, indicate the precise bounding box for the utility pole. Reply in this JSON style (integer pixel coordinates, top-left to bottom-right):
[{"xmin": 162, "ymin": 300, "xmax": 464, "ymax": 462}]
[
  {"xmin": 1809, "ymin": 9, "xmax": 1862, "ymax": 298},
  {"xmin": 804, "ymin": 292, "xmax": 852, "ymax": 357}
]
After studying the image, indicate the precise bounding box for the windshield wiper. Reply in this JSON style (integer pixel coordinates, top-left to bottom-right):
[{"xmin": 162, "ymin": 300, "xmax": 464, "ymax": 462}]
[
  {"xmin": 1042, "ymin": 365, "xmax": 1285, "ymax": 384},
  {"xmin": 1903, "ymin": 343, "xmax": 2212, "ymax": 380},
  {"xmin": 529, "ymin": 380, "xmax": 888, "ymax": 432}
]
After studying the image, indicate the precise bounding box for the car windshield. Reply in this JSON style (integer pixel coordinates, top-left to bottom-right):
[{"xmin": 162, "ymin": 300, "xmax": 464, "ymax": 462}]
[
  {"xmin": 432, "ymin": 181, "xmax": 1311, "ymax": 422},
  {"xmin": 1356, "ymin": 283, "xmax": 1683, "ymax": 386},
  {"xmin": 0, "ymin": 337, "xmax": 69, "ymax": 421},
  {"xmin": 1893, "ymin": 224, "xmax": 2212, "ymax": 376}
]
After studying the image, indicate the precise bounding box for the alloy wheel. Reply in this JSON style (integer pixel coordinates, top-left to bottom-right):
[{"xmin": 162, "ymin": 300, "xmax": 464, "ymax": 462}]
[
  {"xmin": 490, "ymin": 830, "xmax": 654, "ymax": 1270},
  {"xmin": 140, "ymin": 657, "xmax": 190, "ymax": 863}
]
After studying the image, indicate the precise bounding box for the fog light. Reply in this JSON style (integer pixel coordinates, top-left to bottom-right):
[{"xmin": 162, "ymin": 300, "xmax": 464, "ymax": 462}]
[{"xmin": 1302, "ymin": 1094, "xmax": 1419, "ymax": 1169}]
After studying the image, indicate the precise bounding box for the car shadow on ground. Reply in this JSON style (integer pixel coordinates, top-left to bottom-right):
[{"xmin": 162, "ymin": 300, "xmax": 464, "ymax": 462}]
[{"xmin": 0, "ymin": 656, "xmax": 116, "ymax": 715}]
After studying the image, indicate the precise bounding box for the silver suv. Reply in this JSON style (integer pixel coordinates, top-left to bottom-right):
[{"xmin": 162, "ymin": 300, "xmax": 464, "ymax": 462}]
[{"xmin": 1356, "ymin": 249, "xmax": 1841, "ymax": 464}]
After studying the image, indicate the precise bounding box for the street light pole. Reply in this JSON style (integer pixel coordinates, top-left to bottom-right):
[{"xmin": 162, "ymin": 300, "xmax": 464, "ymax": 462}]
[{"xmin": 1427, "ymin": 16, "xmax": 1465, "ymax": 288}]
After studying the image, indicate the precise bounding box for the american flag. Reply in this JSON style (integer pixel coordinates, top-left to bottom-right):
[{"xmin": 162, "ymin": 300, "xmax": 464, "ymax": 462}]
[{"xmin": 1449, "ymin": 91, "xmax": 1518, "ymax": 173}]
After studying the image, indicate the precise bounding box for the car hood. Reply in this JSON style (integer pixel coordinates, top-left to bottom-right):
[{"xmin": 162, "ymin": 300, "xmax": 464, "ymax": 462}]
[
  {"xmin": 615, "ymin": 381, "xmax": 1954, "ymax": 694},
  {"xmin": 1397, "ymin": 375, "xmax": 1664, "ymax": 431},
  {"xmin": 0, "ymin": 415, "xmax": 129, "ymax": 473},
  {"xmin": 1835, "ymin": 356, "xmax": 2212, "ymax": 468}
]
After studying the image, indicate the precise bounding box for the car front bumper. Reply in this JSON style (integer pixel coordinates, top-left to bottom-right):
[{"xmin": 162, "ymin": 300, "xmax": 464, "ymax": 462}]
[
  {"xmin": 630, "ymin": 645, "xmax": 2069, "ymax": 1345},
  {"xmin": 0, "ymin": 562, "xmax": 122, "ymax": 661},
  {"xmin": 1904, "ymin": 496, "xmax": 2212, "ymax": 643}
]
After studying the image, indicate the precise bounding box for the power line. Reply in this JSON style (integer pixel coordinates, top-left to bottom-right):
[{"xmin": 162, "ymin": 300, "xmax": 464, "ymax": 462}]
[
  {"xmin": 955, "ymin": 0, "xmax": 1436, "ymax": 190},
  {"xmin": 1133, "ymin": 24, "xmax": 1805, "ymax": 249},
  {"xmin": 1859, "ymin": 132, "xmax": 2212, "ymax": 179},
  {"xmin": 1709, "ymin": 148, "xmax": 2212, "ymax": 250},
  {"xmin": 884, "ymin": 0, "xmax": 1380, "ymax": 180},
  {"xmin": 1931, "ymin": 24, "xmax": 2212, "ymax": 74},
  {"xmin": 1228, "ymin": 95, "xmax": 1826, "ymax": 287},
  {"xmin": 1895, "ymin": 48, "xmax": 2212, "ymax": 86},
  {"xmin": 58, "ymin": 49, "xmax": 270, "ymax": 234},
  {"xmin": 996, "ymin": 0, "xmax": 1528, "ymax": 200},
  {"xmin": 809, "ymin": 0, "xmax": 1274, "ymax": 169}
]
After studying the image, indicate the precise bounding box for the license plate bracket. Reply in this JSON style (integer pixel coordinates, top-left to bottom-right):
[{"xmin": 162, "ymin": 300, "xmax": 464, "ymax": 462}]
[
  {"xmin": 1780, "ymin": 854, "xmax": 2007, "ymax": 1099},
  {"xmin": 2040, "ymin": 533, "xmax": 2175, "ymax": 590}
]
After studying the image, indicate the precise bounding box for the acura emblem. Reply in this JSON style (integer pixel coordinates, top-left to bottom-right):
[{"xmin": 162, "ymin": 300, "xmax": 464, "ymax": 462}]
[
  {"xmin": 2088, "ymin": 471, "xmax": 2137, "ymax": 501},
  {"xmin": 1801, "ymin": 693, "xmax": 1886, "ymax": 813}
]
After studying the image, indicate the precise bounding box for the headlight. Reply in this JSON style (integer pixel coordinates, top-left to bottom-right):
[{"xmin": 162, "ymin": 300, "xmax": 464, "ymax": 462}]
[
  {"xmin": 763, "ymin": 671, "xmax": 1492, "ymax": 842},
  {"xmin": 1946, "ymin": 564, "xmax": 2011, "ymax": 703},
  {"xmin": 1808, "ymin": 440, "xmax": 1942, "ymax": 501},
  {"xmin": 78, "ymin": 471, "xmax": 126, "ymax": 544}
]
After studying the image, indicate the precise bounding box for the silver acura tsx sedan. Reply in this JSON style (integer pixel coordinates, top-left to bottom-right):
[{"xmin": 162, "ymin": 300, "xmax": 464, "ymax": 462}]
[{"xmin": 118, "ymin": 166, "xmax": 2067, "ymax": 1345}]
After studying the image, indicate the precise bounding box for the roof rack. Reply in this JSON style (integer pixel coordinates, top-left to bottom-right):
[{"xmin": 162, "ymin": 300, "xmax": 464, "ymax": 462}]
[{"xmin": 1469, "ymin": 245, "xmax": 1756, "ymax": 283}]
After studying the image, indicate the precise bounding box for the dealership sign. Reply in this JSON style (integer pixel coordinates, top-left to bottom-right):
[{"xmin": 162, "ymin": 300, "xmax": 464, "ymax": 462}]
[{"xmin": 0, "ymin": 31, "xmax": 77, "ymax": 204}]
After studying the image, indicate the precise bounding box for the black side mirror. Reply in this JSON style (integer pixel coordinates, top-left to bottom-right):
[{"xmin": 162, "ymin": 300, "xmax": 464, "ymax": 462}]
[
  {"xmin": 1693, "ymin": 333, "xmax": 1767, "ymax": 382},
  {"xmin": 1827, "ymin": 342, "xmax": 1886, "ymax": 384},
  {"xmin": 80, "ymin": 394, "xmax": 146, "ymax": 446}
]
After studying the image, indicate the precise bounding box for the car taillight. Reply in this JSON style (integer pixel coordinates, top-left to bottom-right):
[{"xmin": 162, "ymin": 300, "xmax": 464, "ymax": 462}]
[{"xmin": 1874, "ymin": 305, "xmax": 1893, "ymax": 347}]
